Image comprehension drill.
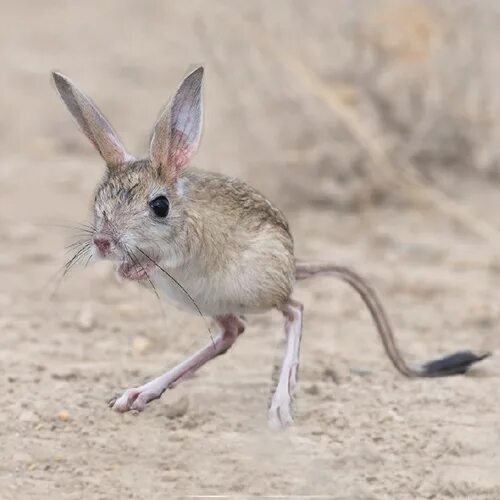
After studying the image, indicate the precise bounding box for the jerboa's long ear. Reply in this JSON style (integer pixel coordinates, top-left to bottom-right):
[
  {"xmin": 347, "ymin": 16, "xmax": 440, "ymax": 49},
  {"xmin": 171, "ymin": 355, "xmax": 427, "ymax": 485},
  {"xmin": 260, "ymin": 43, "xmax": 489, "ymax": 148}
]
[
  {"xmin": 52, "ymin": 72, "xmax": 133, "ymax": 167},
  {"xmin": 150, "ymin": 66, "xmax": 204, "ymax": 181}
]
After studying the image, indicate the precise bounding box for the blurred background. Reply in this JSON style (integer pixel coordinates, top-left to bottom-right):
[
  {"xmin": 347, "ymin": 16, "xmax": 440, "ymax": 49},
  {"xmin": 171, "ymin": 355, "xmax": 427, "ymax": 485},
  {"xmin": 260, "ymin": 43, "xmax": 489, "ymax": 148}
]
[
  {"xmin": 5, "ymin": 0, "xmax": 500, "ymax": 209},
  {"xmin": 2, "ymin": 1, "xmax": 500, "ymax": 498}
]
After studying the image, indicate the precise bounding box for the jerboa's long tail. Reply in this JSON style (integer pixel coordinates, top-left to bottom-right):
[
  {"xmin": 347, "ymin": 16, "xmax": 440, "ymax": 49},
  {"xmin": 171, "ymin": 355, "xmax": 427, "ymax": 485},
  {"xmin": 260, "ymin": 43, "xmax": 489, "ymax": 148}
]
[{"xmin": 296, "ymin": 261, "xmax": 490, "ymax": 377}]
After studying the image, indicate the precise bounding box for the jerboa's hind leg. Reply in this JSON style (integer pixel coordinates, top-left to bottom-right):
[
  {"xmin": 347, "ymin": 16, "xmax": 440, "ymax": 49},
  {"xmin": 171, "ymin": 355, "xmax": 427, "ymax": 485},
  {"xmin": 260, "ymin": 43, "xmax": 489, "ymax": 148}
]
[{"xmin": 268, "ymin": 299, "xmax": 303, "ymax": 429}]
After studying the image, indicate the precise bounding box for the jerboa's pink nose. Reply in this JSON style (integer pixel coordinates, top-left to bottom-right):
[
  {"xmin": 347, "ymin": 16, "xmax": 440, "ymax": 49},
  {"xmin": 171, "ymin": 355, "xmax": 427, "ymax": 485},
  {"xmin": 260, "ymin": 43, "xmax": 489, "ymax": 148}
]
[{"xmin": 93, "ymin": 235, "xmax": 112, "ymax": 255}]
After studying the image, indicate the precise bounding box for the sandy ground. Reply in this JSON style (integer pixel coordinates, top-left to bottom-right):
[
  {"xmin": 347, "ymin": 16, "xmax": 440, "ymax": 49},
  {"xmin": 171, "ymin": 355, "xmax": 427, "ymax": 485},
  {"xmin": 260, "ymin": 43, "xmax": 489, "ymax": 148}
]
[{"xmin": 1, "ymin": 1, "xmax": 500, "ymax": 499}]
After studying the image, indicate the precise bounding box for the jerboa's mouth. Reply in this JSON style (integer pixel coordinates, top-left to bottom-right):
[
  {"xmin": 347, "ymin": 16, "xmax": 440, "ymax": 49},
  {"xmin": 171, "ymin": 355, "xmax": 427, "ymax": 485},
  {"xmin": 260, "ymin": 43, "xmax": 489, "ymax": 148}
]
[{"xmin": 118, "ymin": 260, "xmax": 157, "ymax": 281}]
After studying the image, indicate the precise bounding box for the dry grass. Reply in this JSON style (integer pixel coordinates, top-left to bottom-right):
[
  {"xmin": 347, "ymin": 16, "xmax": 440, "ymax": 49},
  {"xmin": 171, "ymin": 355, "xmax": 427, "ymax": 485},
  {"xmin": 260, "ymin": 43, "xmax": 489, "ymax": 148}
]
[
  {"xmin": 207, "ymin": 0, "xmax": 500, "ymax": 210},
  {"xmin": 249, "ymin": 19, "xmax": 500, "ymax": 246}
]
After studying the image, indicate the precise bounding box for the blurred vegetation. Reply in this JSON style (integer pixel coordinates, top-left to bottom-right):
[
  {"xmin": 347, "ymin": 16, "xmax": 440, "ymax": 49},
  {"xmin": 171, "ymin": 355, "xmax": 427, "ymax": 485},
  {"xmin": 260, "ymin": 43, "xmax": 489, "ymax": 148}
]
[
  {"xmin": 4, "ymin": 0, "xmax": 499, "ymax": 212},
  {"xmin": 199, "ymin": 0, "xmax": 500, "ymax": 210}
]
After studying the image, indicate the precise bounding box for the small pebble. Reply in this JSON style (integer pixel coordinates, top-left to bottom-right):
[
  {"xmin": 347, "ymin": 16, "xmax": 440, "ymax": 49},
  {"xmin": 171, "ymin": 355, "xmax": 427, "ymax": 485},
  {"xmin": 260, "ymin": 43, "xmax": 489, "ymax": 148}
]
[
  {"xmin": 57, "ymin": 410, "xmax": 71, "ymax": 422},
  {"xmin": 75, "ymin": 305, "xmax": 96, "ymax": 332},
  {"xmin": 132, "ymin": 336, "xmax": 151, "ymax": 355}
]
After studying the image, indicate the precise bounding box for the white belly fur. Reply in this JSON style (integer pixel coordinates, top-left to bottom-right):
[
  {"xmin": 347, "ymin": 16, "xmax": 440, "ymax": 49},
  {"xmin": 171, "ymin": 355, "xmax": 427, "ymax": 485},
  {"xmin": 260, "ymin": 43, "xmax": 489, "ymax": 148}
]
[{"xmin": 151, "ymin": 261, "xmax": 263, "ymax": 316}]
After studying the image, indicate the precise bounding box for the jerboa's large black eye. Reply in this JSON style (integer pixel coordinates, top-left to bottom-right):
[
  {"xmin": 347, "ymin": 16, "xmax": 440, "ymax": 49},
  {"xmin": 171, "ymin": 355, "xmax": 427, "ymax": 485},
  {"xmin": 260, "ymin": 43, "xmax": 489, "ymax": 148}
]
[{"xmin": 149, "ymin": 196, "xmax": 169, "ymax": 218}]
